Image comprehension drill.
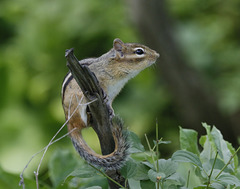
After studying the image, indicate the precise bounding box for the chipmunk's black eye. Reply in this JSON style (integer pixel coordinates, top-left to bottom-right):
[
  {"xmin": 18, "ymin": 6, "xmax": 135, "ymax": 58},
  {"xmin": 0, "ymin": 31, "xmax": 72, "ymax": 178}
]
[{"xmin": 135, "ymin": 48, "xmax": 144, "ymax": 55}]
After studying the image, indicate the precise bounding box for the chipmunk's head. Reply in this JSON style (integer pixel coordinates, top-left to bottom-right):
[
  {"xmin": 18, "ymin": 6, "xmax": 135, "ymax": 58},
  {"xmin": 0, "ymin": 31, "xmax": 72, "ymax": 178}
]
[
  {"xmin": 111, "ymin": 38, "xmax": 159, "ymax": 74},
  {"xmin": 99, "ymin": 38, "xmax": 159, "ymax": 100},
  {"xmin": 90, "ymin": 38, "xmax": 159, "ymax": 100}
]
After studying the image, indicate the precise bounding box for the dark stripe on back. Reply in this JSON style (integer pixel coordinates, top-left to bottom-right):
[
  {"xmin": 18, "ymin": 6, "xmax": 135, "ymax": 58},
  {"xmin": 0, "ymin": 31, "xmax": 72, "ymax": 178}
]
[{"xmin": 62, "ymin": 72, "xmax": 73, "ymax": 102}]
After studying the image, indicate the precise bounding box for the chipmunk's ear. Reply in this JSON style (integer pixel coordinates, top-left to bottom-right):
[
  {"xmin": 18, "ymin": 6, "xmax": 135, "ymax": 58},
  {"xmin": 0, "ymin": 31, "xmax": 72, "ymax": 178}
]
[
  {"xmin": 113, "ymin": 38, "xmax": 124, "ymax": 58},
  {"xmin": 113, "ymin": 38, "xmax": 124, "ymax": 51}
]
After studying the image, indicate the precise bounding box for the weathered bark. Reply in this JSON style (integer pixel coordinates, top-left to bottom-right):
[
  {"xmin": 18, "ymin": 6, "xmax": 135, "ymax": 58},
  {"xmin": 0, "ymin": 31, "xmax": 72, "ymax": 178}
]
[
  {"xmin": 65, "ymin": 49, "xmax": 126, "ymax": 188},
  {"xmin": 128, "ymin": 0, "xmax": 238, "ymax": 146}
]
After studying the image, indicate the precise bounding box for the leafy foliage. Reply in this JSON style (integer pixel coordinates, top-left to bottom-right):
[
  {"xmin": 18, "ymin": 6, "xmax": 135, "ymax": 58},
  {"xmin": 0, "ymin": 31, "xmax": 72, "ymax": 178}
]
[{"xmin": 10, "ymin": 123, "xmax": 239, "ymax": 188}]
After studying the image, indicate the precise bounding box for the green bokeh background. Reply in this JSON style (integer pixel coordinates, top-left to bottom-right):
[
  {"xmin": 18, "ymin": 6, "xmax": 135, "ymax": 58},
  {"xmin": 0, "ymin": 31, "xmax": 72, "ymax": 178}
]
[{"xmin": 0, "ymin": 0, "xmax": 239, "ymax": 181}]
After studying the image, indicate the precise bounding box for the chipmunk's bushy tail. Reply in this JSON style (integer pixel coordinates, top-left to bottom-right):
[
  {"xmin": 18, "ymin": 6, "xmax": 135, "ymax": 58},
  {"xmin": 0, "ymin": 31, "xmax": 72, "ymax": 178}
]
[{"xmin": 71, "ymin": 116, "xmax": 129, "ymax": 170}]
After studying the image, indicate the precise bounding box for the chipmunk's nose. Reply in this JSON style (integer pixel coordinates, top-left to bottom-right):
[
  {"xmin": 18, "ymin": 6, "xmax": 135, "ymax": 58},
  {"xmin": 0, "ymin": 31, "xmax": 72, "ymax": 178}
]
[{"xmin": 155, "ymin": 51, "xmax": 160, "ymax": 58}]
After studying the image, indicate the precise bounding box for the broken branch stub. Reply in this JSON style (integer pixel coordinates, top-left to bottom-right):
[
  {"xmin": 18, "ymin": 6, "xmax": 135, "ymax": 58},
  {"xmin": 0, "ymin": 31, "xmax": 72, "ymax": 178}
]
[{"xmin": 65, "ymin": 48, "xmax": 115, "ymax": 155}]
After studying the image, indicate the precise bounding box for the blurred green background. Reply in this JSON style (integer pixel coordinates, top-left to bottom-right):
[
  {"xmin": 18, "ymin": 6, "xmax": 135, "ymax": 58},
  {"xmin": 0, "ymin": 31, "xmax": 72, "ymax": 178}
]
[{"xmin": 0, "ymin": 0, "xmax": 240, "ymax": 182}]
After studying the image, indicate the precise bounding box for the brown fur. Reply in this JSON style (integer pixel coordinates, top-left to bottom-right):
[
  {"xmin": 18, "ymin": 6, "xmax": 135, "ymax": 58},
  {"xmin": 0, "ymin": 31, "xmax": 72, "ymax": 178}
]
[{"xmin": 61, "ymin": 38, "xmax": 159, "ymax": 170}]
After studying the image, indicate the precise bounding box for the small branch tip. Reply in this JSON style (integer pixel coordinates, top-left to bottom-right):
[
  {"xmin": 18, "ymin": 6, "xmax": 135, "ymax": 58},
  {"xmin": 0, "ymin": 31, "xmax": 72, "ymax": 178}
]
[{"xmin": 65, "ymin": 48, "xmax": 74, "ymax": 57}]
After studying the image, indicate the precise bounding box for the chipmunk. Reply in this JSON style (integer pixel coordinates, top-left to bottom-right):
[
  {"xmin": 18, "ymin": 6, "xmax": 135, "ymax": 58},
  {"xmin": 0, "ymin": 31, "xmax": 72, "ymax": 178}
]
[{"xmin": 61, "ymin": 38, "xmax": 159, "ymax": 170}]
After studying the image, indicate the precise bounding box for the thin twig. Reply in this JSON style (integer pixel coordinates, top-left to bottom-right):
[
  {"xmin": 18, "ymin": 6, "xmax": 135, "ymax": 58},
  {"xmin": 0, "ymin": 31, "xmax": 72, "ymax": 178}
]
[
  {"xmin": 19, "ymin": 127, "xmax": 77, "ymax": 188},
  {"xmin": 187, "ymin": 170, "xmax": 190, "ymax": 188},
  {"xmin": 156, "ymin": 120, "xmax": 160, "ymax": 189},
  {"xmin": 145, "ymin": 134, "xmax": 157, "ymax": 171},
  {"xmin": 34, "ymin": 96, "xmax": 83, "ymax": 188},
  {"xmin": 156, "ymin": 120, "xmax": 159, "ymax": 172},
  {"xmin": 206, "ymin": 151, "xmax": 218, "ymax": 188},
  {"xmin": 19, "ymin": 98, "xmax": 97, "ymax": 189},
  {"xmin": 215, "ymin": 146, "xmax": 240, "ymax": 179},
  {"xmin": 35, "ymin": 97, "xmax": 97, "ymax": 188}
]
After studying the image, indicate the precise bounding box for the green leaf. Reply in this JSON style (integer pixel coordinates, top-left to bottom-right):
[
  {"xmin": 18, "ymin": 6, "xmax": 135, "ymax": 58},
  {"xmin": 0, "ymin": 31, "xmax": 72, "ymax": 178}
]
[
  {"xmin": 128, "ymin": 178, "xmax": 141, "ymax": 189},
  {"xmin": 200, "ymin": 124, "xmax": 219, "ymax": 163},
  {"xmin": 211, "ymin": 126, "xmax": 232, "ymax": 164},
  {"xmin": 226, "ymin": 142, "xmax": 238, "ymax": 171},
  {"xmin": 194, "ymin": 186, "xmax": 214, "ymax": 189},
  {"xmin": 199, "ymin": 135, "xmax": 207, "ymax": 147},
  {"xmin": 195, "ymin": 166, "xmax": 208, "ymax": 181},
  {"xmin": 132, "ymin": 163, "xmax": 150, "ymax": 180},
  {"xmin": 148, "ymin": 169, "xmax": 165, "ymax": 182},
  {"xmin": 179, "ymin": 127, "xmax": 200, "ymax": 155},
  {"xmin": 236, "ymin": 167, "xmax": 240, "ymax": 180},
  {"xmin": 199, "ymin": 137, "xmax": 215, "ymax": 166},
  {"xmin": 210, "ymin": 182, "xmax": 225, "ymax": 189},
  {"xmin": 48, "ymin": 148, "xmax": 79, "ymax": 187},
  {"xmin": 165, "ymin": 173, "xmax": 184, "ymax": 186},
  {"xmin": 66, "ymin": 165, "xmax": 96, "ymax": 179},
  {"xmin": 67, "ymin": 176, "xmax": 107, "ymax": 189},
  {"xmin": 202, "ymin": 123, "xmax": 212, "ymax": 136},
  {"xmin": 142, "ymin": 161, "xmax": 155, "ymax": 170},
  {"xmin": 130, "ymin": 152, "xmax": 148, "ymax": 162},
  {"xmin": 216, "ymin": 172, "xmax": 240, "ymax": 187},
  {"xmin": 140, "ymin": 180, "xmax": 155, "ymax": 188},
  {"xmin": 172, "ymin": 150, "xmax": 203, "ymax": 168},
  {"xmin": 202, "ymin": 158, "xmax": 230, "ymax": 173},
  {"xmin": 157, "ymin": 159, "xmax": 178, "ymax": 177},
  {"xmin": 200, "ymin": 124, "xmax": 235, "ymax": 171},
  {"xmin": 165, "ymin": 185, "xmax": 181, "ymax": 189},
  {"xmin": 0, "ymin": 166, "xmax": 44, "ymax": 189},
  {"xmin": 120, "ymin": 158, "xmax": 138, "ymax": 179},
  {"xmin": 85, "ymin": 187, "xmax": 102, "ymax": 189},
  {"xmin": 127, "ymin": 131, "xmax": 145, "ymax": 153},
  {"xmin": 176, "ymin": 162, "xmax": 203, "ymax": 187}
]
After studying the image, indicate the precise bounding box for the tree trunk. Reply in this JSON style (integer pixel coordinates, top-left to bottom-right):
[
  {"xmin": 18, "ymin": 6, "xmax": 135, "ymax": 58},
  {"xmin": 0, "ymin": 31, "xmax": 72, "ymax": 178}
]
[{"xmin": 128, "ymin": 0, "xmax": 238, "ymax": 146}]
